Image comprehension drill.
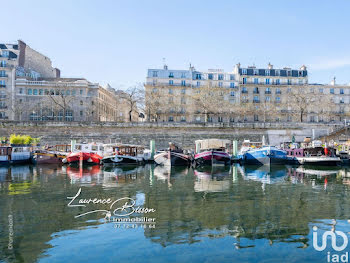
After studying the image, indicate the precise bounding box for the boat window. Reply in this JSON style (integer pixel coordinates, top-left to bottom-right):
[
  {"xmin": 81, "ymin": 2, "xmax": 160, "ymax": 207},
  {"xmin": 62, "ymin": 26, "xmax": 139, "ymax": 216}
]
[
  {"xmin": 99, "ymin": 146, "xmax": 104, "ymax": 151},
  {"xmin": 0, "ymin": 148, "xmax": 7, "ymax": 155},
  {"xmin": 92, "ymin": 146, "xmax": 98, "ymax": 151},
  {"xmin": 75, "ymin": 145, "xmax": 82, "ymax": 151}
]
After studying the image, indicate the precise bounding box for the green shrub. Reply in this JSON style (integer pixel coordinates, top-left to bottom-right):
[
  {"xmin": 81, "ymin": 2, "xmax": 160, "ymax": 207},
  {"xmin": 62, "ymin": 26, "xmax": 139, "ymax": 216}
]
[{"xmin": 9, "ymin": 134, "xmax": 37, "ymax": 145}]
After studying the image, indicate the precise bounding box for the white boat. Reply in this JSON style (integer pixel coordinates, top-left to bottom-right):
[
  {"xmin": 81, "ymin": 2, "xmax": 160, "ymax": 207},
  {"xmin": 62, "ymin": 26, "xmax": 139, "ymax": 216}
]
[
  {"xmin": 0, "ymin": 146, "xmax": 32, "ymax": 165},
  {"xmin": 102, "ymin": 144, "xmax": 147, "ymax": 165}
]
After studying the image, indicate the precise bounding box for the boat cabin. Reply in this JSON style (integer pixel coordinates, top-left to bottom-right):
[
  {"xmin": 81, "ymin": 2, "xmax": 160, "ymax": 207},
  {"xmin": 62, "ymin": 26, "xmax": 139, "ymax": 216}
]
[
  {"xmin": 72, "ymin": 143, "xmax": 104, "ymax": 156},
  {"xmin": 47, "ymin": 144, "xmax": 71, "ymax": 153},
  {"xmin": 0, "ymin": 146, "xmax": 31, "ymax": 163},
  {"xmin": 104, "ymin": 144, "xmax": 145, "ymax": 157},
  {"xmin": 195, "ymin": 139, "xmax": 232, "ymax": 154}
]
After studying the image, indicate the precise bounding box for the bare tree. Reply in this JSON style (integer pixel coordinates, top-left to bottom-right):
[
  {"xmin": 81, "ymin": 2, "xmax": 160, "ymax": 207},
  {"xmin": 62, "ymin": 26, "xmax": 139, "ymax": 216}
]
[
  {"xmin": 46, "ymin": 89, "xmax": 74, "ymax": 121},
  {"xmin": 145, "ymin": 87, "xmax": 165, "ymax": 122},
  {"xmin": 118, "ymin": 84, "xmax": 144, "ymax": 122},
  {"xmin": 288, "ymin": 87, "xmax": 321, "ymax": 122},
  {"xmin": 190, "ymin": 84, "xmax": 228, "ymax": 122}
]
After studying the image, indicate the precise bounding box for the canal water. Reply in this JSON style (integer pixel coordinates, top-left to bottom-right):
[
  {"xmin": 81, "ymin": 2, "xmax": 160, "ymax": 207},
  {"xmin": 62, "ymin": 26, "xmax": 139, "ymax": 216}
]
[{"xmin": 1, "ymin": 164, "xmax": 350, "ymax": 263}]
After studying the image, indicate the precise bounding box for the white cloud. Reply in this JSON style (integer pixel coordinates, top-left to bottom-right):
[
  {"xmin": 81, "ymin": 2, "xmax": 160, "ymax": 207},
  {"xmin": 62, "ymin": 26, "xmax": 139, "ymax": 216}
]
[{"xmin": 309, "ymin": 57, "xmax": 350, "ymax": 70}]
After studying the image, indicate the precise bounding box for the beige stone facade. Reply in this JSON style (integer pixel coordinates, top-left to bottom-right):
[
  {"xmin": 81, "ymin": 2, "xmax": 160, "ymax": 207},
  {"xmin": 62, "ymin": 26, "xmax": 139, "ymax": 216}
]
[
  {"xmin": 145, "ymin": 64, "xmax": 349, "ymax": 124},
  {"xmin": 14, "ymin": 78, "xmax": 121, "ymax": 122}
]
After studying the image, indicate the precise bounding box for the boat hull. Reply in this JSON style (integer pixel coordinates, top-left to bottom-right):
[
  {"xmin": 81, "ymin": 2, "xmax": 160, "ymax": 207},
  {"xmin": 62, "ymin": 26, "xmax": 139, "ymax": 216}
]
[
  {"xmin": 154, "ymin": 151, "xmax": 191, "ymax": 166},
  {"xmin": 66, "ymin": 152, "xmax": 102, "ymax": 165},
  {"xmin": 194, "ymin": 151, "xmax": 231, "ymax": 167},
  {"xmin": 32, "ymin": 151, "xmax": 67, "ymax": 164},
  {"xmin": 294, "ymin": 156, "xmax": 341, "ymax": 166},
  {"xmin": 102, "ymin": 155, "xmax": 144, "ymax": 165},
  {"xmin": 240, "ymin": 147, "xmax": 287, "ymax": 165}
]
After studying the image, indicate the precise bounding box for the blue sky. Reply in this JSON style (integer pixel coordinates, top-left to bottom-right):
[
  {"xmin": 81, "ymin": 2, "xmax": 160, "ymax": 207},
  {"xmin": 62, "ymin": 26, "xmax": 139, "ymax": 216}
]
[{"xmin": 2, "ymin": 0, "xmax": 350, "ymax": 88}]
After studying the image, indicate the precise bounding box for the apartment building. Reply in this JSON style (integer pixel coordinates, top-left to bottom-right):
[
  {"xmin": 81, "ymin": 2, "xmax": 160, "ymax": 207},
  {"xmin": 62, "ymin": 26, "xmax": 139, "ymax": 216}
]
[{"xmin": 145, "ymin": 63, "xmax": 349, "ymax": 123}]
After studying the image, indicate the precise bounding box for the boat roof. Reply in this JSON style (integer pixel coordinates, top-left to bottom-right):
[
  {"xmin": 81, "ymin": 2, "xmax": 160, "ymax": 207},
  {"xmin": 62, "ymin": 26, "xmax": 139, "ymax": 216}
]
[
  {"xmin": 103, "ymin": 143, "xmax": 145, "ymax": 148},
  {"xmin": 195, "ymin": 139, "xmax": 231, "ymax": 150}
]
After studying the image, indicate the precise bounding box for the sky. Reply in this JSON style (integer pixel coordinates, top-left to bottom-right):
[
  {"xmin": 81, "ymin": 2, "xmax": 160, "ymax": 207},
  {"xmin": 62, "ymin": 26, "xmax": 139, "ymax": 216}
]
[{"xmin": 2, "ymin": 0, "xmax": 350, "ymax": 88}]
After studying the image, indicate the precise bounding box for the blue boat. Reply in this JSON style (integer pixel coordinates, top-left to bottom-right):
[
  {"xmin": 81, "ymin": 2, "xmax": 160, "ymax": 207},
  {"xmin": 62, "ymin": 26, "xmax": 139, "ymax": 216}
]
[{"xmin": 239, "ymin": 145, "xmax": 287, "ymax": 165}]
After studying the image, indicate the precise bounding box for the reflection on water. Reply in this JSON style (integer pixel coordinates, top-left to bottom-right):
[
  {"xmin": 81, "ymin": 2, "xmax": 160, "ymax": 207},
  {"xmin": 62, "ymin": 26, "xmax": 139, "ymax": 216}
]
[{"xmin": 1, "ymin": 164, "xmax": 350, "ymax": 262}]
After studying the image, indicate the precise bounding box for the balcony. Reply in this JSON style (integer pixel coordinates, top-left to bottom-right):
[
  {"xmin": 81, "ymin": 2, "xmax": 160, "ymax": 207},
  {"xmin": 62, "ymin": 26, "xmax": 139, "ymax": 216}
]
[
  {"xmin": 241, "ymin": 90, "xmax": 248, "ymax": 94},
  {"xmin": 265, "ymin": 91, "xmax": 271, "ymax": 94},
  {"xmin": 253, "ymin": 100, "xmax": 260, "ymax": 103},
  {"xmin": 0, "ymin": 106, "xmax": 7, "ymax": 109},
  {"xmin": 0, "ymin": 85, "xmax": 6, "ymax": 88},
  {"xmin": 0, "ymin": 95, "xmax": 6, "ymax": 98},
  {"xmin": 253, "ymin": 90, "xmax": 260, "ymax": 94},
  {"xmin": 0, "ymin": 116, "xmax": 8, "ymax": 119},
  {"xmin": 0, "ymin": 74, "xmax": 8, "ymax": 78}
]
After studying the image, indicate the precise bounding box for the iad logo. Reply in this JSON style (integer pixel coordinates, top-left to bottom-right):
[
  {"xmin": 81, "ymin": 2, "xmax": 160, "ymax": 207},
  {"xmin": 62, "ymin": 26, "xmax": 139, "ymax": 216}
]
[
  {"xmin": 313, "ymin": 226, "xmax": 348, "ymax": 252},
  {"xmin": 313, "ymin": 225, "xmax": 349, "ymax": 263}
]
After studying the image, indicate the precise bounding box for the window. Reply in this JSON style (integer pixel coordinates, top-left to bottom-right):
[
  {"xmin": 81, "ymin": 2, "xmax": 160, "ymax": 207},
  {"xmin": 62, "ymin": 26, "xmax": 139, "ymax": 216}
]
[
  {"xmin": 196, "ymin": 74, "xmax": 201, "ymax": 80},
  {"xmin": 330, "ymin": 88, "xmax": 334, "ymax": 94},
  {"xmin": 230, "ymin": 91, "xmax": 235, "ymax": 97},
  {"xmin": 242, "ymin": 87, "xmax": 248, "ymax": 93},
  {"xmin": 39, "ymin": 89, "xmax": 43, "ymax": 95},
  {"xmin": 207, "ymin": 117, "xmax": 213, "ymax": 122},
  {"xmin": 169, "ymin": 72, "xmax": 174, "ymax": 78},
  {"xmin": 80, "ymin": 111, "xmax": 83, "ymax": 116},
  {"xmin": 254, "ymin": 78, "xmax": 259, "ymax": 84},
  {"xmin": 0, "ymin": 60, "xmax": 6, "ymax": 67},
  {"xmin": 169, "ymin": 80, "xmax": 173, "ymax": 85},
  {"xmin": 276, "ymin": 88, "xmax": 281, "ymax": 94},
  {"xmin": 168, "ymin": 116, "xmax": 174, "ymax": 122},
  {"xmin": 265, "ymin": 70, "xmax": 270, "ymax": 76},
  {"xmin": 287, "ymin": 70, "xmax": 291, "ymax": 76},
  {"xmin": 265, "ymin": 87, "xmax": 271, "ymax": 94},
  {"xmin": 181, "ymin": 73, "xmax": 186, "ymax": 78},
  {"xmin": 299, "ymin": 79, "xmax": 303, "ymax": 85},
  {"xmin": 265, "ymin": 96, "xmax": 271, "ymax": 102},
  {"xmin": 253, "ymin": 96, "xmax": 260, "ymax": 103},
  {"xmin": 275, "ymin": 70, "xmax": 280, "ymax": 76},
  {"xmin": 230, "ymin": 74, "xmax": 234, "ymax": 80},
  {"xmin": 242, "ymin": 68, "xmax": 247, "ymax": 74},
  {"xmin": 319, "ymin": 88, "xmax": 324, "ymax": 93},
  {"xmin": 72, "ymin": 90, "xmax": 76, "ymax": 96},
  {"xmin": 253, "ymin": 69, "xmax": 258, "ymax": 75},
  {"xmin": 265, "ymin": 78, "xmax": 270, "ymax": 84},
  {"xmin": 19, "ymin": 88, "xmax": 23, "ymax": 94},
  {"xmin": 180, "ymin": 116, "xmax": 186, "ymax": 122},
  {"xmin": 33, "ymin": 89, "xmax": 38, "ymax": 95},
  {"xmin": 196, "ymin": 81, "xmax": 200, "ymax": 87},
  {"xmin": 287, "ymin": 79, "xmax": 292, "ymax": 85},
  {"xmin": 218, "ymin": 74, "xmax": 224, "ymax": 80},
  {"xmin": 287, "ymin": 88, "xmax": 292, "ymax": 93},
  {"xmin": 80, "ymin": 100, "xmax": 83, "ymax": 105},
  {"xmin": 208, "ymin": 74, "xmax": 213, "ymax": 80},
  {"xmin": 254, "ymin": 115, "xmax": 259, "ymax": 121},
  {"xmin": 340, "ymin": 89, "xmax": 344, "ymax": 94},
  {"xmin": 276, "ymin": 97, "xmax": 281, "ymax": 103},
  {"xmin": 181, "ymin": 88, "xmax": 186, "ymax": 94},
  {"xmin": 218, "ymin": 116, "xmax": 223, "ymax": 123},
  {"xmin": 168, "ymin": 88, "xmax": 173, "ymax": 94},
  {"xmin": 276, "ymin": 79, "xmax": 280, "ymax": 85},
  {"xmin": 27, "ymin": 89, "xmax": 33, "ymax": 95},
  {"xmin": 181, "ymin": 97, "xmax": 186, "ymax": 104},
  {"xmin": 181, "ymin": 80, "xmax": 186, "ymax": 86},
  {"xmin": 218, "ymin": 82, "xmax": 223, "ymax": 87},
  {"xmin": 230, "ymin": 82, "xmax": 235, "ymax": 88},
  {"xmin": 66, "ymin": 90, "xmax": 70, "ymax": 96},
  {"xmin": 253, "ymin": 87, "xmax": 259, "ymax": 94},
  {"xmin": 242, "ymin": 78, "xmax": 247, "ymax": 84},
  {"xmin": 152, "ymin": 88, "xmax": 158, "ymax": 93},
  {"xmin": 195, "ymin": 116, "xmax": 201, "ymax": 122},
  {"xmin": 340, "ymin": 98, "xmax": 344, "ymax": 104},
  {"xmin": 152, "ymin": 71, "xmax": 158, "ymax": 77},
  {"xmin": 0, "ymin": 70, "xmax": 5, "ymax": 77},
  {"xmin": 1, "ymin": 51, "xmax": 9, "ymax": 57},
  {"xmin": 0, "ymin": 80, "xmax": 5, "ymax": 87},
  {"xmin": 80, "ymin": 89, "xmax": 83, "ymax": 95},
  {"xmin": 230, "ymin": 117, "xmax": 235, "ymax": 122}
]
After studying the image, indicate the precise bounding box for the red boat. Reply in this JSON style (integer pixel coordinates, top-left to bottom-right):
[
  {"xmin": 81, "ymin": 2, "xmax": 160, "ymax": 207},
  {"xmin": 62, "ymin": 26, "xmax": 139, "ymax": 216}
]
[
  {"xmin": 65, "ymin": 143, "xmax": 104, "ymax": 165},
  {"xmin": 194, "ymin": 139, "xmax": 232, "ymax": 167}
]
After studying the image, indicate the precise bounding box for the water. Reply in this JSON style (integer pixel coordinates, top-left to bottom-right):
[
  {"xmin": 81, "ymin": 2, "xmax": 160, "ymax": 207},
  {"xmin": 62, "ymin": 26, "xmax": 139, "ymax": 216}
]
[{"xmin": 1, "ymin": 164, "xmax": 350, "ymax": 263}]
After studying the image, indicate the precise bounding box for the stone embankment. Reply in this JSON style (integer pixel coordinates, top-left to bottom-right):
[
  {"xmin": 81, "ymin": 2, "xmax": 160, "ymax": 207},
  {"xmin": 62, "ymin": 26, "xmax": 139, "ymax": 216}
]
[{"xmin": 0, "ymin": 121, "xmax": 343, "ymax": 149}]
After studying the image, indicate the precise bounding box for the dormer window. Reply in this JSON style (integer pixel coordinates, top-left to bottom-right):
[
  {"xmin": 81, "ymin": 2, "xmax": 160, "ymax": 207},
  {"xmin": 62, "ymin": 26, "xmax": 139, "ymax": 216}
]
[
  {"xmin": 218, "ymin": 74, "xmax": 224, "ymax": 80},
  {"xmin": 242, "ymin": 69, "xmax": 247, "ymax": 75},
  {"xmin": 287, "ymin": 70, "xmax": 291, "ymax": 77},
  {"xmin": 169, "ymin": 72, "xmax": 174, "ymax": 78},
  {"xmin": 181, "ymin": 73, "xmax": 186, "ymax": 78},
  {"xmin": 275, "ymin": 70, "xmax": 280, "ymax": 76},
  {"xmin": 152, "ymin": 71, "xmax": 158, "ymax": 77},
  {"xmin": 253, "ymin": 69, "xmax": 259, "ymax": 75},
  {"xmin": 208, "ymin": 74, "xmax": 213, "ymax": 80},
  {"xmin": 265, "ymin": 70, "xmax": 270, "ymax": 76}
]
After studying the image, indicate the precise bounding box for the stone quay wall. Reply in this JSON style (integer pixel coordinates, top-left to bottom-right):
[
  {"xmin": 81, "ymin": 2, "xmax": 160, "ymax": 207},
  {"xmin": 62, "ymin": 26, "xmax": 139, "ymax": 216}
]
[{"xmin": 0, "ymin": 121, "xmax": 343, "ymax": 149}]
